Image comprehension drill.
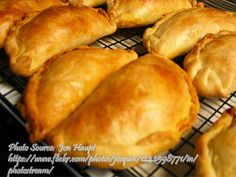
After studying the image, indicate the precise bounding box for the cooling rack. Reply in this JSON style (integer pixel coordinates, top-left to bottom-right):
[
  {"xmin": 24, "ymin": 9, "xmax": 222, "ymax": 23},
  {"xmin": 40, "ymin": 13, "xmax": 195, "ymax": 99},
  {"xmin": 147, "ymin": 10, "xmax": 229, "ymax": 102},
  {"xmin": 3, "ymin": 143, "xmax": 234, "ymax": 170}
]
[{"xmin": 1, "ymin": 1, "xmax": 236, "ymax": 177}]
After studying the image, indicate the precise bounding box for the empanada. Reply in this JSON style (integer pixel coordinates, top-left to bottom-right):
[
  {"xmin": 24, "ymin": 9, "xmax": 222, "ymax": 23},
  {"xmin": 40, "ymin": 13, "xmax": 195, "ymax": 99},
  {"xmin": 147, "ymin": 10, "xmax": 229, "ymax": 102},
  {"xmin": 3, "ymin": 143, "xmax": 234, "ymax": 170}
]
[
  {"xmin": 196, "ymin": 107, "xmax": 236, "ymax": 177},
  {"xmin": 0, "ymin": 0, "xmax": 66, "ymax": 48},
  {"xmin": 21, "ymin": 47, "xmax": 137, "ymax": 142},
  {"xmin": 107, "ymin": 0, "xmax": 197, "ymax": 28},
  {"xmin": 46, "ymin": 54, "xmax": 199, "ymax": 169},
  {"xmin": 69, "ymin": 0, "xmax": 106, "ymax": 7},
  {"xmin": 143, "ymin": 7, "xmax": 236, "ymax": 59},
  {"xmin": 184, "ymin": 31, "xmax": 236, "ymax": 98},
  {"xmin": 5, "ymin": 6, "xmax": 117, "ymax": 77}
]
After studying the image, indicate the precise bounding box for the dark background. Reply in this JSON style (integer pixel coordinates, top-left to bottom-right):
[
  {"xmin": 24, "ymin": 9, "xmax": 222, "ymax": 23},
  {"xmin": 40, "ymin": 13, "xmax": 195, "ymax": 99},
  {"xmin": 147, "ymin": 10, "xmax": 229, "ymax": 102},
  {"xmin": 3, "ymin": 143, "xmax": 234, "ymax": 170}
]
[{"xmin": 0, "ymin": 105, "xmax": 76, "ymax": 177}]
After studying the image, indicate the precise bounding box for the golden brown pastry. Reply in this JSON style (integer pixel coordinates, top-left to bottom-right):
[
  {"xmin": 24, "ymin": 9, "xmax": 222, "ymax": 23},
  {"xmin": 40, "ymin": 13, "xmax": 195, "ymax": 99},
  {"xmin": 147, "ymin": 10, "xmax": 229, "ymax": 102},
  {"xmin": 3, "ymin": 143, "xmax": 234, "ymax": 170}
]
[
  {"xmin": 46, "ymin": 54, "xmax": 199, "ymax": 169},
  {"xmin": 21, "ymin": 47, "xmax": 137, "ymax": 142},
  {"xmin": 5, "ymin": 6, "xmax": 117, "ymax": 77},
  {"xmin": 196, "ymin": 107, "xmax": 236, "ymax": 177},
  {"xmin": 184, "ymin": 31, "xmax": 236, "ymax": 98},
  {"xmin": 143, "ymin": 7, "xmax": 236, "ymax": 59},
  {"xmin": 0, "ymin": 0, "xmax": 66, "ymax": 48},
  {"xmin": 69, "ymin": 0, "xmax": 106, "ymax": 7},
  {"xmin": 107, "ymin": 0, "xmax": 197, "ymax": 28}
]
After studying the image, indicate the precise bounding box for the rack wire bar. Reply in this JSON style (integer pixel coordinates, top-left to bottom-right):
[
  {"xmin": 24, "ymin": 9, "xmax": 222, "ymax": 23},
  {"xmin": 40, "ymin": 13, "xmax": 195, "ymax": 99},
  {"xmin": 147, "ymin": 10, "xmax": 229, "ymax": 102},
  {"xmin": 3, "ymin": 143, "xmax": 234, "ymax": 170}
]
[
  {"xmin": 201, "ymin": 0, "xmax": 236, "ymax": 10},
  {"xmin": 1, "ymin": 1, "xmax": 236, "ymax": 177}
]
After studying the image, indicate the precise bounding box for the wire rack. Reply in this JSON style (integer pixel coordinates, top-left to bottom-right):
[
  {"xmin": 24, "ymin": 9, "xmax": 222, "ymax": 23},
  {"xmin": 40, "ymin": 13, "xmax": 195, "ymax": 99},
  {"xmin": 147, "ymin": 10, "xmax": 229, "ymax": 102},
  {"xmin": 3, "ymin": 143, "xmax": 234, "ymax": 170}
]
[{"xmin": 1, "ymin": 1, "xmax": 236, "ymax": 177}]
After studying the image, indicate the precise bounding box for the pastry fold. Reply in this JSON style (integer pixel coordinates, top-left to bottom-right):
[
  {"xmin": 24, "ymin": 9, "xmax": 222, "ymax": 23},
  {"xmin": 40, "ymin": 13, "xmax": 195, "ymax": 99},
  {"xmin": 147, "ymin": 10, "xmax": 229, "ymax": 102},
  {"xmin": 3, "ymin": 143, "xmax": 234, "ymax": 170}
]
[
  {"xmin": 46, "ymin": 54, "xmax": 199, "ymax": 169},
  {"xmin": 21, "ymin": 47, "xmax": 138, "ymax": 142},
  {"xmin": 196, "ymin": 107, "xmax": 236, "ymax": 177},
  {"xmin": 0, "ymin": 0, "xmax": 66, "ymax": 48},
  {"xmin": 21, "ymin": 47, "xmax": 137, "ymax": 142},
  {"xmin": 143, "ymin": 7, "xmax": 236, "ymax": 59},
  {"xmin": 5, "ymin": 6, "xmax": 117, "ymax": 77},
  {"xmin": 184, "ymin": 31, "xmax": 236, "ymax": 98},
  {"xmin": 107, "ymin": 0, "xmax": 196, "ymax": 28}
]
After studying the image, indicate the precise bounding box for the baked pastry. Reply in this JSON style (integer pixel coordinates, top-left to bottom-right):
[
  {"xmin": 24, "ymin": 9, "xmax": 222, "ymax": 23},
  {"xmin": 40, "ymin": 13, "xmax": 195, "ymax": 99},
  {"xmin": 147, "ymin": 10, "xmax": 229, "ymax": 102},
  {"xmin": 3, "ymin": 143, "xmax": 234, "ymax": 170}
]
[
  {"xmin": 5, "ymin": 6, "xmax": 117, "ymax": 77},
  {"xmin": 196, "ymin": 107, "xmax": 236, "ymax": 177},
  {"xmin": 69, "ymin": 0, "xmax": 106, "ymax": 7},
  {"xmin": 20, "ymin": 47, "xmax": 137, "ymax": 142},
  {"xmin": 184, "ymin": 31, "xmax": 236, "ymax": 98},
  {"xmin": 46, "ymin": 54, "xmax": 199, "ymax": 169},
  {"xmin": 107, "ymin": 0, "xmax": 197, "ymax": 28},
  {"xmin": 143, "ymin": 7, "xmax": 236, "ymax": 59},
  {"xmin": 0, "ymin": 0, "xmax": 66, "ymax": 48}
]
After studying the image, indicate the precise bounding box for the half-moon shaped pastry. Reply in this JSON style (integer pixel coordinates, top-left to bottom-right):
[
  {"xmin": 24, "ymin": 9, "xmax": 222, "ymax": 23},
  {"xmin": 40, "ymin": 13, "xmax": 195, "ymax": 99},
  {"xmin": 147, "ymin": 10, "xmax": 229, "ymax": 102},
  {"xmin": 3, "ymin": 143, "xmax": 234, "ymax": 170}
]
[
  {"xmin": 0, "ymin": 0, "xmax": 66, "ymax": 48},
  {"xmin": 107, "ymin": 0, "xmax": 197, "ymax": 28},
  {"xmin": 69, "ymin": 0, "xmax": 106, "ymax": 7},
  {"xmin": 196, "ymin": 107, "xmax": 236, "ymax": 177},
  {"xmin": 143, "ymin": 7, "xmax": 236, "ymax": 59},
  {"xmin": 21, "ymin": 47, "xmax": 137, "ymax": 142},
  {"xmin": 5, "ymin": 6, "xmax": 117, "ymax": 77},
  {"xmin": 184, "ymin": 31, "xmax": 236, "ymax": 98},
  {"xmin": 46, "ymin": 54, "xmax": 199, "ymax": 169}
]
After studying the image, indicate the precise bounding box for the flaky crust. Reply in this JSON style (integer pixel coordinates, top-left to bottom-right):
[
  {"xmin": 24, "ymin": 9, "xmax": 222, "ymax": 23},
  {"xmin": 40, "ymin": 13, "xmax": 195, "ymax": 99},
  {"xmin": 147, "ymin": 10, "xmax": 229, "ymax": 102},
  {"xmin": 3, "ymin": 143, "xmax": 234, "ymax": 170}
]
[
  {"xmin": 184, "ymin": 31, "xmax": 236, "ymax": 98},
  {"xmin": 143, "ymin": 7, "xmax": 236, "ymax": 59},
  {"xmin": 5, "ymin": 6, "xmax": 117, "ymax": 77},
  {"xmin": 46, "ymin": 54, "xmax": 199, "ymax": 169},
  {"xmin": 107, "ymin": 0, "xmax": 195, "ymax": 28},
  {"xmin": 0, "ymin": 0, "xmax": 66, "ymax": 48},
  {"xmin": 21, "ymin": 47, "xmax": 137, "ymax": 142},
  {"xmin": 196, "ymin": 107, "xmax": 236, "ymax": 177}
]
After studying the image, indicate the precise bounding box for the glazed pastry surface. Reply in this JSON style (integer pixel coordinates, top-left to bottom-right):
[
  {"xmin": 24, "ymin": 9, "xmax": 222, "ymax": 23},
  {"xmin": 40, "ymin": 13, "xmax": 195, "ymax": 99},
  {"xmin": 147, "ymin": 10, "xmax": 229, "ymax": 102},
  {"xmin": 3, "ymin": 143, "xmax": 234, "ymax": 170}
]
[
  {"xmin": 196, "ymin": 107, "xmax": 236, "ymax": 177},
  {"xmin": 143, "ymin": 7, "xmax": 236, "ymax": 59},
  {"xmin": 5, "ymin": 6, "xmax": 116, "ymax": 77},
  {"xmin": 107, "ymin": 0, "xmax": 195, "ymax": 28},
  {"xmin": 21, "ymin": 47, "xmax": 137, "ymax": 142},
  {"xmin": 69, "ymin": 0, "xmax": 106, "ymax": 7},
  {"xmin": 184, "ymin": 31, "xmax": 236, "ymax": 98},
  {"xmin": 0, "ymin": 0, "xmax": 65, "ymax": 48},
  {"xmin": 47, "ymin": 54, "xmax": 199, "ymax": 169}
]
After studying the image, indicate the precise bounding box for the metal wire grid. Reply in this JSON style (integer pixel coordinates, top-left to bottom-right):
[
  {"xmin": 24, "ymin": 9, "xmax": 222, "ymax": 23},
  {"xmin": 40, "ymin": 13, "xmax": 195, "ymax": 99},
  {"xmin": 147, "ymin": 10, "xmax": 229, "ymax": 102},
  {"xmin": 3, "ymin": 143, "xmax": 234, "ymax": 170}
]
[
  {"xmin": 1, "ymin": 31, "xmax": 236, "ymax": 177},
  {"xmin": 201, "ymin": 0, "xmax": 236, "ymax": 11},
  {"xmin": 1, "ymin": 2, "xmax": 236, "ymax": 177}
]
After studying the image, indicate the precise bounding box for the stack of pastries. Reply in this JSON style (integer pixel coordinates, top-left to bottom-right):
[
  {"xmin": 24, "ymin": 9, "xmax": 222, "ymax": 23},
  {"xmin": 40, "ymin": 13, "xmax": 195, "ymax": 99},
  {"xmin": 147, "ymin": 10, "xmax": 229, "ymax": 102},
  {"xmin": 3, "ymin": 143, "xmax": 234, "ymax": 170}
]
[{"xmin": 1, "ymin": 0, "xmax": 236, "ymax": 172}]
